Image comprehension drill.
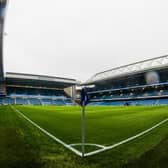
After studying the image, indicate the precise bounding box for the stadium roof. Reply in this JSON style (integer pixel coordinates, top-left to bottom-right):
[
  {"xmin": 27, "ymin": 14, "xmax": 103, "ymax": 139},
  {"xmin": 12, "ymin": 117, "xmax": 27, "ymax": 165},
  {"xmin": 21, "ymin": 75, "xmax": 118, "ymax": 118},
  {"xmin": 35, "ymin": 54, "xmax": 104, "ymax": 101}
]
[
  {"xmin": 5, "ymin": 72, "xmax": 78, "ymax": 89},
  {"xmin": 84, "ymin": 55, "xmax": 168, "ymax": 85}
]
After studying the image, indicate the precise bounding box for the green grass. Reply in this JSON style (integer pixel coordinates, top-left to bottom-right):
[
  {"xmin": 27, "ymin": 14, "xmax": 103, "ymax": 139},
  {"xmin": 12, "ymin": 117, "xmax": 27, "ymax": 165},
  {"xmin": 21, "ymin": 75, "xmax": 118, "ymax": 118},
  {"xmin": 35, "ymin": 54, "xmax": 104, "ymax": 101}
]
[
  {"xmin": 15, "ymin": 105, "xmax": 168, "ymax": 147},
  {"xmin": 0, "ymin": 105, "xmax": 168, "ymax": 168}
]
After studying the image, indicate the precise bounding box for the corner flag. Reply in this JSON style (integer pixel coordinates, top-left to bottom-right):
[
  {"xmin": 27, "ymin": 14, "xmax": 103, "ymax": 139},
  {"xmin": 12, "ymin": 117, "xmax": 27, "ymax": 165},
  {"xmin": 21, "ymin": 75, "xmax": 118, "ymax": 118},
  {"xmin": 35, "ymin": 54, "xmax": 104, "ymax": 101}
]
[{"xmin": 80, "ymin": 88, "xmax": 89, "ymax": 107}]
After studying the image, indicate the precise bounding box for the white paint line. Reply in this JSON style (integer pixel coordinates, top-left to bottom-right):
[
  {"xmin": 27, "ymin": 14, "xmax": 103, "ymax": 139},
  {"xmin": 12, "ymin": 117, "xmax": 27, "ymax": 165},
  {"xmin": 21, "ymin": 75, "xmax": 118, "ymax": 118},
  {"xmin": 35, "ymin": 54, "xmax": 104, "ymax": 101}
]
[
  {"xmin": 85, "ymin": 118, "xmax": 168, "ymax": 157},
  {"xmin": 10, "ymin": 106, "xmax": 168, "ymax": 158},
  {"xmin": 69, "ymin": 143, "xmax": 106, "ymax": 149},
  {"xmin": 11, "ymin": 106, "xmax": 82, "ymax": 157}
]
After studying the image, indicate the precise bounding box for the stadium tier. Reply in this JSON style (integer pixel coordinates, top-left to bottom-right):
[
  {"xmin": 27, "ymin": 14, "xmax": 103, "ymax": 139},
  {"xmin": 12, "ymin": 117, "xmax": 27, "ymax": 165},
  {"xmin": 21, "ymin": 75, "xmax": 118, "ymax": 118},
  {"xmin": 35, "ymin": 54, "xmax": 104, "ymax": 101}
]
[
  {"xmin": 84, "ymin": 55, "xmax": 168, "ymax": 106},
  {"xmin": 0, "ymin": 72, "xmax": 77, "ymax": 105}
]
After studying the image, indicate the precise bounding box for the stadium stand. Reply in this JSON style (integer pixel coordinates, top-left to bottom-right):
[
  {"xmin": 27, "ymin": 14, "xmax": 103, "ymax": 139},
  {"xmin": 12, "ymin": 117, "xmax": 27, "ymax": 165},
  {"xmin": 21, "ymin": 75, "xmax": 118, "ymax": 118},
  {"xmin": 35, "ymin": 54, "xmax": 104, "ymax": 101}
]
[
  {"xmin": 0, "ymin": 72, "xmax": 77, "ymax": 105},
  {"xmin": 0, "ymin": 1, "xmax": 78, "ymax": 106},
  {"xmin": 84, "ymin": 55, "xmax": 168, "ymax": 106}
]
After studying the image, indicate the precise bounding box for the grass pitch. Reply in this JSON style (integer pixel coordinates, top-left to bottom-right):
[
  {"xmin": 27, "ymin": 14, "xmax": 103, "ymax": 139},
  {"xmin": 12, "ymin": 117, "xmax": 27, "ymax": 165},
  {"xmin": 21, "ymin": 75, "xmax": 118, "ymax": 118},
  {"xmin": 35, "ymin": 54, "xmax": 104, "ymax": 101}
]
[
  {"xmin": 15, "ymin": 105, "xmax": 168, "ymax": 151},
  {"xmin": 0, "ymin": 105, "xmax": 168, "ymax": 168}
]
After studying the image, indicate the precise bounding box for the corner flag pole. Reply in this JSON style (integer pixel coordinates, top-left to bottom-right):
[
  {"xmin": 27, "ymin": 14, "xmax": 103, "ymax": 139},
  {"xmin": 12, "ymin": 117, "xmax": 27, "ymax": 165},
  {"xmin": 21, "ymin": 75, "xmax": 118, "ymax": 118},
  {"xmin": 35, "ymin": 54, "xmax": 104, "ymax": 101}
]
[
  {"xmin": 81, "ymin": 103, "xmax": 85, "ymax": 158},
  {"xmin": 80, "ymin": 88, "xmax": 89, "ymax": 158}
]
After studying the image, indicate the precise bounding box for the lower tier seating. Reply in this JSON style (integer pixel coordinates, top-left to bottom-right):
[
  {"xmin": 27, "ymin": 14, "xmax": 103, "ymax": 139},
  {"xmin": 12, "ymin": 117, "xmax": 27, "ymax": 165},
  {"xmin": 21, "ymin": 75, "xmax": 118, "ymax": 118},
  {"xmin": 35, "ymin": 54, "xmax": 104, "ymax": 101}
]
[{"xmin": 89, "ymin": 98, "xmax": 168, "ymax": 106}]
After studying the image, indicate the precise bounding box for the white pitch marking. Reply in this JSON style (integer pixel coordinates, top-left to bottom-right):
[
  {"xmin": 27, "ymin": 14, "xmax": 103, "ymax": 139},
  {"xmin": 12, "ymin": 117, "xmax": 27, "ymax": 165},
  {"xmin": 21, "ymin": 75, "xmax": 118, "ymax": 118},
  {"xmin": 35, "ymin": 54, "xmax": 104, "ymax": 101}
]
[
  {"xmin": 69, "ymin": 143, "xmax": 106, "ymax": 149},
  {"xmin": 10, "ymin": 106, "xmax": 82, "ymax": 157},
  {"xmin": 10, "ymin": 106, "xmax": 168, "ymax": 158},
  {"xmin": 85, "ymin": 118, "xmax": 168, "ymax": 157}
]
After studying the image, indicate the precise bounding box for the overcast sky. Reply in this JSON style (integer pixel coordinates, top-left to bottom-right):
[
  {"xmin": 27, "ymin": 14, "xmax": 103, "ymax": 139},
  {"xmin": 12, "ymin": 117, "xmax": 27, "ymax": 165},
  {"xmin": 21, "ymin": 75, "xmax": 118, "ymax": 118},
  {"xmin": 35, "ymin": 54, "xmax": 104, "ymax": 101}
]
[{"xmin": 4, "ymin": 0, "xmax": 168, "ymax": 81}]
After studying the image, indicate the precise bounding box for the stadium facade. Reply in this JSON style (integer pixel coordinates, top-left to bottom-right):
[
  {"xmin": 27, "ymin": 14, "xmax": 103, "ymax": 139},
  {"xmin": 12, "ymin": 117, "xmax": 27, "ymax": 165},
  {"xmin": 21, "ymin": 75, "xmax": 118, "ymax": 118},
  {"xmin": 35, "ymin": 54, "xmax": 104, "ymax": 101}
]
[{"xmin": 84, "ymin": 55, "xmax": 168, "ymax": 106}]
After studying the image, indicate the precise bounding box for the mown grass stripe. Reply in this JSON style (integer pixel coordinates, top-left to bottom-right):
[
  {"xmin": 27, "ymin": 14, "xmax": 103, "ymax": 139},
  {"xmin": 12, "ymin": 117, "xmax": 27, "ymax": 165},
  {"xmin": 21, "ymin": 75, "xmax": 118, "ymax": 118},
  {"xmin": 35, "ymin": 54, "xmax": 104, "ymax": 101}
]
[
  {"xmin": 85, "ymin": 118, "xmax": 168, "ymax": 157},
  {"xmin": 11, "ymin": 106, "xmax": 82, "ymax": 157}
]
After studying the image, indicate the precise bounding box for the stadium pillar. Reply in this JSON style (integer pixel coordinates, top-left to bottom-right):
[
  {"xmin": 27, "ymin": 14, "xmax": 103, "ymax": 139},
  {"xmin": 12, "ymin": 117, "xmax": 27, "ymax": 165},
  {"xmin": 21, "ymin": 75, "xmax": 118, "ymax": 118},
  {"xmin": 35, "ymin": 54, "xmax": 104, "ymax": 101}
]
[
  {"xmin": 0, "ymin": 0, "xmax": 8, "ymax": 95},
  {"xmin": 71, "ymin": 85, "xmax": 76, "ymax": 100}
]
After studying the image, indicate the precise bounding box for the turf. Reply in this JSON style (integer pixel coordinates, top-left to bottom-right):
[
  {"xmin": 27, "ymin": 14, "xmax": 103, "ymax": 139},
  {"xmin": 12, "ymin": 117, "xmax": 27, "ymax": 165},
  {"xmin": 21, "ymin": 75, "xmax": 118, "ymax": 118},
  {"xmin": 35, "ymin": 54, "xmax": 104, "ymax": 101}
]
[
  {"xmin": 15, "ymin": 105, "xmax": 168, "ymax": 148},
  {"xmin": 0, "ymin": 105, "xmax": 168, "ymax": 168}
]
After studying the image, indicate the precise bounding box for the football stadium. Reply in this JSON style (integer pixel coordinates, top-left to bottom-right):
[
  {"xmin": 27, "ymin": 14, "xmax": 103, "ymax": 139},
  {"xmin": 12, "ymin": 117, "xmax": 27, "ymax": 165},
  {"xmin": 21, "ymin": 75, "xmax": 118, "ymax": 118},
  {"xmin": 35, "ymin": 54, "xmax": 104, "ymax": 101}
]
[{"xmin": 0, "ymin": 1, "xmax": 168, "ymax": 168}]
